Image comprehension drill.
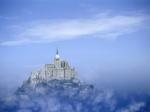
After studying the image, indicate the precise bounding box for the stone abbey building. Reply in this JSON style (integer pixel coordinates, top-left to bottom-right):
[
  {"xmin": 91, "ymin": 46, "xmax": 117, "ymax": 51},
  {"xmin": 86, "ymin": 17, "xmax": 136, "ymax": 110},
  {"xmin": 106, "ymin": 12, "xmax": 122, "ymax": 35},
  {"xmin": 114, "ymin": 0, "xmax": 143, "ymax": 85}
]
[{"xmin": 29, "ymin": 50, "xmax": 76, "ymax": 84}]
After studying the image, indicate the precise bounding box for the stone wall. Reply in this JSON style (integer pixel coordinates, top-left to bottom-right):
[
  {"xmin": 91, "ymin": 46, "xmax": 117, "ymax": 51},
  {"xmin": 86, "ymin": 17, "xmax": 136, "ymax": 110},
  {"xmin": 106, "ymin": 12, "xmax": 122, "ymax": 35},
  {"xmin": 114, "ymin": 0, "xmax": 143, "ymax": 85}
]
[{"xmin": 29, "ymin": 58, "xmax": 76, "ymax": 84}]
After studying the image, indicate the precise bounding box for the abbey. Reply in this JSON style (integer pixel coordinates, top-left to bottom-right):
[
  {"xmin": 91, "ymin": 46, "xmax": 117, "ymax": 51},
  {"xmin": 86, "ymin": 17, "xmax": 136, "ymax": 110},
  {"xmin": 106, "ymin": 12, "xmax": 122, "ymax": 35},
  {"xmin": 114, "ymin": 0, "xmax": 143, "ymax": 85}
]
[{"xmin": 29, "ymin": 50, "xmax": 76, "ymax": 84}]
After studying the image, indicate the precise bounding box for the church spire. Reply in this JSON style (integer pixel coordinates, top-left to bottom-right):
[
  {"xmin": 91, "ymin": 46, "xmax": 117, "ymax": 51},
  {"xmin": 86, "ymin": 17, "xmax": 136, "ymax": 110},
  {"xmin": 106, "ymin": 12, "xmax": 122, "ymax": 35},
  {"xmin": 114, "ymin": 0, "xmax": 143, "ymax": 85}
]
[{"xmin": 55, "ymin": 49, "xmax": 60, "ymax": 59}]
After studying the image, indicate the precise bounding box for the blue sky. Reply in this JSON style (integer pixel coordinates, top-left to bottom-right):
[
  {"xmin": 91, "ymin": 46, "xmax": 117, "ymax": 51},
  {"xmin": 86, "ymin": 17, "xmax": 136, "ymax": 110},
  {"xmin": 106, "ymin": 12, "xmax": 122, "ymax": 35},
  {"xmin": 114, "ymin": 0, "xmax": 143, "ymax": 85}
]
[{"xmin": 0, "ymin": 0, "xmax": 150, "ymax": 91}]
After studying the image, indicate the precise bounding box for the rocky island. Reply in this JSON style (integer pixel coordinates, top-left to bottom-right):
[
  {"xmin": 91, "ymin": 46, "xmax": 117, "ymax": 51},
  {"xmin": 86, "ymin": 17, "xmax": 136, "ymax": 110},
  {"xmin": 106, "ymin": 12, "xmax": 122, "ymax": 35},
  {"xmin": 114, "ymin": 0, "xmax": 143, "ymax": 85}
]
[{"xmin": 0, "ymin": 50, "xmax": 149, "ymax": 112}]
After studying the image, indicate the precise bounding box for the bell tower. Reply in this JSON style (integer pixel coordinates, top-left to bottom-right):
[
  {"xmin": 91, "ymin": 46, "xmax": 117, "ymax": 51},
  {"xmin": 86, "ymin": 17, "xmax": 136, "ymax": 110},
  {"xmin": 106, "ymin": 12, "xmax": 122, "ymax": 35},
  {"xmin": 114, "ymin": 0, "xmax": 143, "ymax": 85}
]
[{"xmin": 54, "ymin": 49, "xmax": 61, "ymax": 68}]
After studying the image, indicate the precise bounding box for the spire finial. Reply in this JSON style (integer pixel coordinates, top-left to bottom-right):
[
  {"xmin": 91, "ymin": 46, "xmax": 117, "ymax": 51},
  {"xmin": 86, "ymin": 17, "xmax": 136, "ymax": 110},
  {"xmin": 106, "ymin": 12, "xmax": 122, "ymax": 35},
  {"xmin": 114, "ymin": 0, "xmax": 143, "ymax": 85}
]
[{"xmin": 56, "ymin": 48, "xmax": 59, "ymax": 55}]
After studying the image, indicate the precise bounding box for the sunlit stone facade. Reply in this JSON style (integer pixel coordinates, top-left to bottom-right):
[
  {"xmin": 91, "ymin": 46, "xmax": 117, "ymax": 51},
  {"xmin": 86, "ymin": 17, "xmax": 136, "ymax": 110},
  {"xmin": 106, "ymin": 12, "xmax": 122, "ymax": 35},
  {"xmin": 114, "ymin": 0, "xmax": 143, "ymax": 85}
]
[{"xmin": 29, "ymin": 50, "xmax": 76, "ymax": 84}]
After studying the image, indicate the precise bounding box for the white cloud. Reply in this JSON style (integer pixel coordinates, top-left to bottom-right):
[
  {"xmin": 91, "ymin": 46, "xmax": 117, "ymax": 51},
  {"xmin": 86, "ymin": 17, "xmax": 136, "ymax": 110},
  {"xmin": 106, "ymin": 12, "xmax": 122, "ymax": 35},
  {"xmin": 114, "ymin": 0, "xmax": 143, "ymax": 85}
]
[
  {"xmin": 0, "ymin": 13, "xmax": 148, "ymax": 46},
  {"xmin": 120, "ymin": 102, "xmax": 145, "ymax": 112}
]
